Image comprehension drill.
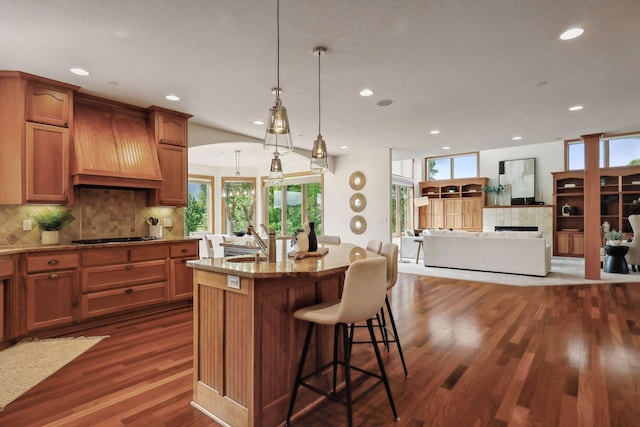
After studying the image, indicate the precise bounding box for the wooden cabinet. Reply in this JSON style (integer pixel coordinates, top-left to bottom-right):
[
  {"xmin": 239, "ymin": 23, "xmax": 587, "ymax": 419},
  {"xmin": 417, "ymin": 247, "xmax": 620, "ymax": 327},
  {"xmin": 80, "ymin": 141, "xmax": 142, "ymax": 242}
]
[
  {"xmin": 169, "ymin": 241, "xmax": 199, "ymax": 300},
  {"xmin": 418, "ymin": 178, "xmax": 487, "ymax": 231},
  {"xmin": 0, "ymin": 258, "xmax": 13, "ymax": 342},
  {"xmin": 26, "ymin": 251, "xmax": 80, "ymax": 331},
  {"xmin": 80, "ymin": 245, "xmax": 169, "ymax": 318},
  {"xmin": 0, "ymin": 72, "xmax": 77, "ymax": 204},
  {"xmin": 147, "ymin": 107, "xmax": 192, "ymax": 207},
  {"xmin": 552, "ymin": 167, "xmax": 640, "ymax": 256}
]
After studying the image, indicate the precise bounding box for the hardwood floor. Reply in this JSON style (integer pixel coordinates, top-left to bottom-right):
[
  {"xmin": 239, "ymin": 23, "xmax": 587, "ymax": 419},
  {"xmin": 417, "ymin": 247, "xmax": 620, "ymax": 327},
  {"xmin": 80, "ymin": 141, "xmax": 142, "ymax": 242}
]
[{"xmin": 1, "ymin": 274, "xmax": 639, "ymax": 426}]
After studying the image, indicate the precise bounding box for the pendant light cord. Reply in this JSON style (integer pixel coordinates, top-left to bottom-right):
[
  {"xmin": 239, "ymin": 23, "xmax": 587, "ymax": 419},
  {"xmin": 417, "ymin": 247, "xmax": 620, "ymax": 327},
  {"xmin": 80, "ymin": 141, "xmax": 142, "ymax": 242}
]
[
  {"xmin": 318, "ymin": 50, "xmax": 321, "ymax": 135},
  {"xmin": 276, "ymin": 0, "xmax": 280, "ymax": 98}
]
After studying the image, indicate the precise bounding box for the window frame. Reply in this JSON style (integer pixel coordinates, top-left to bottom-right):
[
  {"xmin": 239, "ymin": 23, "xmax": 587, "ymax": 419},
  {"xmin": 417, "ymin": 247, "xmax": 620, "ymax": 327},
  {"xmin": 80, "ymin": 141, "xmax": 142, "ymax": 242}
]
[
  {"xmin": 186, "ymin": 174, "xmax": 214, "ymax": 234},
  {"xmin": 565, "ymin": 132, "xmax": 640, "ymax": 171},
  {"xmin": 424, "ymin": 151, "xmax": 480, "ymax": 181},
  {"xmin": 221, "ymin": 176, "xmax": 256, "ymax": 235}
]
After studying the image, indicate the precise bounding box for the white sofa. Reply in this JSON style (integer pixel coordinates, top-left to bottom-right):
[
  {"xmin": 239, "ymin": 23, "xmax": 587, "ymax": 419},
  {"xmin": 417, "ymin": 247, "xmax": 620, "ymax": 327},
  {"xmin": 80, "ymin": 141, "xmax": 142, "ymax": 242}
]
[{"xmin": 423, "ymin": 229, "xmax": 551, "ymax": 276}]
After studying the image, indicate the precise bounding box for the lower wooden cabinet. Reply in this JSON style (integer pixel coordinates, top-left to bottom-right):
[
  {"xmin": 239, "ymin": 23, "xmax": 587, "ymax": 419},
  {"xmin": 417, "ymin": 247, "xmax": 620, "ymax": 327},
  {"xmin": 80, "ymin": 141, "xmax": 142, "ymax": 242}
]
[
  {"xmin": 82, "ymin": 282, "xmax": 167, "ymax": 318},
  {"xmin": 555, "ymin": 232, "xmax": 584, "ymax": 257},
  {"xmin": 169, "ymin": 241, "xmax": 199, "ymax": 300}
]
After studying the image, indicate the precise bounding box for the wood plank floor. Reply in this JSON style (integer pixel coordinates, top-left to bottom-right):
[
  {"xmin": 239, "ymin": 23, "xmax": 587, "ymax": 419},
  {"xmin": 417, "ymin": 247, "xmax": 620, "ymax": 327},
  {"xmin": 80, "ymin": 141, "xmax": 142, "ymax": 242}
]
[{"xmin": 1, "ymin": 273, "xmax": 639, "ymax": 426}]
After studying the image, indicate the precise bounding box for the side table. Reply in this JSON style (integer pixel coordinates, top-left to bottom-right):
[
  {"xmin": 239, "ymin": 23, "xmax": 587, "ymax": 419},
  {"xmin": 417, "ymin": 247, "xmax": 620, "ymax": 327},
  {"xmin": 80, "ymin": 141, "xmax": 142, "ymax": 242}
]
[
  {"xmin": 603, "ymin": 245, "xmax": 629, "ymax": 274},
  {"xmin": 414, "ymin": 239, "xmax": 423, "ymax": 264}
]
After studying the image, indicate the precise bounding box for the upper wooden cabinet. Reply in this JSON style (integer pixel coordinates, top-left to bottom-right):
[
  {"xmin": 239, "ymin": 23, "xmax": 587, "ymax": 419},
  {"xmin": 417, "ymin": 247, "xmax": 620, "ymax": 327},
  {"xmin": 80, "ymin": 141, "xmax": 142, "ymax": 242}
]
[
  {"xmin": 418, "ymin": 178, "xmax": 487, "ymax": 231},
  {"xmin": 0, "ymin": 72, "xmax": 78, "ymax": 204},
  {"xmin": 148, "ymin": 107, "xmax": 193, "ymax": 207},
  {"xmin": 26, "ymin": 83, "xmax": 71, "ymax": 127}
]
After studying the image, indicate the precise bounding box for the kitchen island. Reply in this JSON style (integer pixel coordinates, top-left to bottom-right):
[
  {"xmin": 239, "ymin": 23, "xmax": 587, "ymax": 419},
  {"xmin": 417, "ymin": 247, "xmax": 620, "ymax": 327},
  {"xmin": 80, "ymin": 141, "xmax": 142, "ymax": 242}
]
[{"xmin": 187, "ymin": 242, "xmax": 376, "ymax": 427}]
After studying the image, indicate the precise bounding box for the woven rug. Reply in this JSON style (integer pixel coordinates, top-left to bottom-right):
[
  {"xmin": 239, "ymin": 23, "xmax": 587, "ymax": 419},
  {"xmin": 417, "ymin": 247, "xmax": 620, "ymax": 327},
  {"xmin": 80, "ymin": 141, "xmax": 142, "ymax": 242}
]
[{"xmin": 0, "ymin": 336, "xmax": 108, "ymax": 411}]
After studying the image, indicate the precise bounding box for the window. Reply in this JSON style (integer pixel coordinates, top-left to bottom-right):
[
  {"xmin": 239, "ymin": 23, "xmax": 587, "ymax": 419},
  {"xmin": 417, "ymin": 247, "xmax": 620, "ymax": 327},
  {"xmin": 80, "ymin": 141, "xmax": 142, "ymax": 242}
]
[
  {"xmin": 391, "ymin": 183, "xmax": 412, "ymax": 236},
  {"xmin": 391, "ymin": 159, "xmax": 413, "ymax": 179},
  {"xmin": 566, "ymin": 135, "xmax": 640, "ymax": 170},
  {"xmin": 221, "ymin": 177, "xmax": 256, "ymax": 234},
  {"xmin": 425, "ymin": 152, "xmax": 478, "ymax": 180},
  {"xmin": 186, "ymin": 175, "xmax": 214, "ymax": 235},
  {"xmin": 263, "ymin": 174, "xmax": 323, "ymax": 236}
]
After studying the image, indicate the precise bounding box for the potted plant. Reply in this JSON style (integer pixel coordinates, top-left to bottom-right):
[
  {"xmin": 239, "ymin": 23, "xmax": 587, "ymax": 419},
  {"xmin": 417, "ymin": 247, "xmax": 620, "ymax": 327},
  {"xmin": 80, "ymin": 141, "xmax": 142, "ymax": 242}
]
[
  {"xmin": 33, "ymin": 209, "xmax": 71, "ymax": 245},
  {"xmin": 605, "ymin": 229, "xmax": 624, "ymax": 246},
  {"xmin": 482, "ymin": 184, "xmax": 507, "ymax": 206}
]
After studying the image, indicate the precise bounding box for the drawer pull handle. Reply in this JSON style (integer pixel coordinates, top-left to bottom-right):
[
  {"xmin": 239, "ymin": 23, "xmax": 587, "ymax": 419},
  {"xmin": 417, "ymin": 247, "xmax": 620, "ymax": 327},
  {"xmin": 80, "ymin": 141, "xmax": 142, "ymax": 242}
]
[
  {"xmin": 48, "ymin": 259, "xmax": 60, "ymax": 265},
  {"xmin": 125, "ymin": 264, "xmax": 134, "ymax": 269},
  {"xmin": 125, "ymin": 288, "xmax": 134, "ymax": 294},
  {"xmin": 49, "ymin": 273, "xmax": 59, "ymax": 279},
  {"xmin": 181, "ymin": 248, "xmax": 187, "ymax": 253}
]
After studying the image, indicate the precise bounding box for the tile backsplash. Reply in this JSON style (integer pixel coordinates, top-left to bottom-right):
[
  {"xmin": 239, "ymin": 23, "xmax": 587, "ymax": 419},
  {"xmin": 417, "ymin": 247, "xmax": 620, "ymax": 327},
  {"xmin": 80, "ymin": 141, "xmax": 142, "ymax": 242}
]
[{"xmin": 0, "ymin": 188, "xmax": 184, "ymax": 246}]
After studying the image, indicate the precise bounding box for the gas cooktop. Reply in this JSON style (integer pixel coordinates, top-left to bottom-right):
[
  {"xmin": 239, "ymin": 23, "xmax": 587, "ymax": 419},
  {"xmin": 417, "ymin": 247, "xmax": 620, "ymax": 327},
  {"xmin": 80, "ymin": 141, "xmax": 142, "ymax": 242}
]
[{"xmin": 72, "ymin": 236, "xmax": 158, "ymax": 245}]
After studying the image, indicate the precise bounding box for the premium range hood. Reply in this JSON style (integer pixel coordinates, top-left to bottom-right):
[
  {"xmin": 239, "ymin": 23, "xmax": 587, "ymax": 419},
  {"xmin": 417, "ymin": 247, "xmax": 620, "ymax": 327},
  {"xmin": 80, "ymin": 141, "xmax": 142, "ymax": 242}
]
[{"xmin": 72, "ymin": 95, "xmax": 163, "ymax": 190}]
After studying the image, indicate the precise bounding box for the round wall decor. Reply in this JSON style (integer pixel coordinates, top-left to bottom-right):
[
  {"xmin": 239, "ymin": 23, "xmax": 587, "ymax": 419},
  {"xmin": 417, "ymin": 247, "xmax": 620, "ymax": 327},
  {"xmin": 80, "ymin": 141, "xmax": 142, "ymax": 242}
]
[
  {"xmin": 349, "ymin": 215, "xmax": 367, "ymax": 234},
  {"xmin": 349, "ymin": 171, "xmax": 366, "ymax": 190},
  {"xmin": 349, "ymin": 246, "xmax": 367, "ymax": 262},
  {"xmin": 349, "ymin": 193, "xmax": 366, "ymax": 212}
]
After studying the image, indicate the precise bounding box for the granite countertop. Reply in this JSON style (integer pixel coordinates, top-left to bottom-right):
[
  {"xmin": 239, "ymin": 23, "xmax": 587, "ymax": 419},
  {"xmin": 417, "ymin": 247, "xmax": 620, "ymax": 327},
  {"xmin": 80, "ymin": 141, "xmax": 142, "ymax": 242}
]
[
  {"xmin": 0, "ymin": 236, "xmax": 199, "ymax": 255},
  {"xmin": 187, "ymin": 243, "xmax": 378, "ymax": 279}
]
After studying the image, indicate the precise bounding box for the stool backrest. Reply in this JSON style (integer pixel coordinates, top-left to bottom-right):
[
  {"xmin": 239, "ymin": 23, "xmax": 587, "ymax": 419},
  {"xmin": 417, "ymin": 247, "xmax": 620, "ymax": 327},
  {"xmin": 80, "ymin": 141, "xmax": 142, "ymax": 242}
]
[
  {"xmin": 318, "ymin": 235, "xmax": 341, "ymax": 244},
  {"xmin": 203, "ymin": 235, "xmax": 216, "ymax": 258},
  {"xmin": 335, "ymin": 257, "xmax": 387, "ymax": 324},
  {"xmin": 366, "ymin": 239, "xmax": 382, "ymax": 254},
  {"xmin": 380, "ymin": 242, "xmax": 398, "ymax": 290}
]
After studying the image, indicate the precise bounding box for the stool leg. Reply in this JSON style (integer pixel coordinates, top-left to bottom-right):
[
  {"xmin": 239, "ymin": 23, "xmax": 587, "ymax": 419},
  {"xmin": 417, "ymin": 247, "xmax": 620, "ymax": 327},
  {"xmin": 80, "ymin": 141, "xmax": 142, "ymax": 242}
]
[
  {"xmin": 332, "ymin": 324, "xmax": 339, "ymax": 393},
  {"xmin": 286, "ymin": 322, "xmax": 315, "ymax": 426},
  {"xmin": 385, "ymin": 295, "xmax": 409, "ymax": 377},
  {"xmin": 376, "ymin": 311, "xmax": 390, "ymax": 351},
  {"xmin": 367, "ymin": 318, "xmax": 399, "ymax": 421},
  {"xmin": 342, "ymin": 322, "xmax": 354, "ymax": 427}
]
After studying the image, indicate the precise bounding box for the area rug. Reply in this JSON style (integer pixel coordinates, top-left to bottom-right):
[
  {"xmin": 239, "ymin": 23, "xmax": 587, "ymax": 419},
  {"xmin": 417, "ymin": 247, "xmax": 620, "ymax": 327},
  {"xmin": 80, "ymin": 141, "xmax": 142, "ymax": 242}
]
[
  {"xmin": 398, "ymin": 256, "xmax": 640, "ymax": 286},
  {"xmin": 0, "ymin": 336, "xmax": 108, "ymax": 411}
]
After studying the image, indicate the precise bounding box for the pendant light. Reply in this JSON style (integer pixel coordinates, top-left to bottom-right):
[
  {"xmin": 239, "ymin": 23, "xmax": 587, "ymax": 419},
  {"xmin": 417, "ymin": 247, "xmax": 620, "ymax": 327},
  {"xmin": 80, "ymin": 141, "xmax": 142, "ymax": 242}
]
[
  {"xmin": 264, "ymin": 0, "xmax": 293, "ymax": 154},
  {"xmin": 268, "ymin": 152, "xmax": 284, "ymax": 184},
  {"xmin": 310, "ymin": 46, "xmax": 328, "ymax": 172}
]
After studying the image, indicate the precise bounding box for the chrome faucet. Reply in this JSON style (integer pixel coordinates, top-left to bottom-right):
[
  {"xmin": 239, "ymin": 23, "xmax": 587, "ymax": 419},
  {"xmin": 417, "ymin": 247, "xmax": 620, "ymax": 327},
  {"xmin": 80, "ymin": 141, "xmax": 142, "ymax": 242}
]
[{"xmin": 247, "ymin": 225, "xmax": 277, "ymax": 262}]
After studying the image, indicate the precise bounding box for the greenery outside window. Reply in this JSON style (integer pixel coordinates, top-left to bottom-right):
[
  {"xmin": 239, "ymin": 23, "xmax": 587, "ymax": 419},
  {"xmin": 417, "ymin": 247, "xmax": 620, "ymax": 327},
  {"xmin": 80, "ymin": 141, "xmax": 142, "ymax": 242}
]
[
  {"xmin": 566, "ymin": 135, "xmax": 640, "ymax": 170},
  {"xmin": 425, "ymin": 152, "xmax": 479, "ymax": 180},
  {"xmin": 263, "ymin": 173, "xmax": 322, "ymax": 236},
  {"xmin": 185, "ymin": 175, "xmax": 214, "ymax": 236},
  {"xmin": 391, "ymin": 181, "xmax": 412, "ymax": 237},
  {"xmin": 222, "ymin": 177, "xmax": 256, "ymax": 234}
]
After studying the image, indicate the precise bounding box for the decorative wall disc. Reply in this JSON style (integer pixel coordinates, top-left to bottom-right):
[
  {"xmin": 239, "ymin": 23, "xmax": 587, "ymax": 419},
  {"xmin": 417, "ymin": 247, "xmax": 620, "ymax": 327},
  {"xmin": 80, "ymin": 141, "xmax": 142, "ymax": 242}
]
[
  {"xmin": 349, "ymin": 215, "xmax": 367, "ymax": 234},
  {"xmin": 349, "ymin": 171, "xmax": 366, "ymax": 190},
  {"xmin": 349, "ymin": 193, "xmax": 366, "ymax": 212},
  {"xmin": 349, "ymin": 247, "xmax": 367, "ymax": 262}
]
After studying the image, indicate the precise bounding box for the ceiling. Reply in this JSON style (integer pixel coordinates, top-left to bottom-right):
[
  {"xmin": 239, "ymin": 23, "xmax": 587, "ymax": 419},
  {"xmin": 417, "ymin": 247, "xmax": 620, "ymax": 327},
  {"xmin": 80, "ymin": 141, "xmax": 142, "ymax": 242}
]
[{"xmin": 3, "ymin": 0, "xmax": 640, "ymax": 168}]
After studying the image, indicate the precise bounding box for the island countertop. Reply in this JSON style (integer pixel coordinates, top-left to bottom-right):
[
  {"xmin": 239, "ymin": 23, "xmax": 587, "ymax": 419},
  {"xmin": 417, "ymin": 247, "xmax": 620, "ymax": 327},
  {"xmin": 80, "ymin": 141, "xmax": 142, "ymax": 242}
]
[{"xmin": 187, "ymin": 242, "xmax": 372, "ymax": 279}]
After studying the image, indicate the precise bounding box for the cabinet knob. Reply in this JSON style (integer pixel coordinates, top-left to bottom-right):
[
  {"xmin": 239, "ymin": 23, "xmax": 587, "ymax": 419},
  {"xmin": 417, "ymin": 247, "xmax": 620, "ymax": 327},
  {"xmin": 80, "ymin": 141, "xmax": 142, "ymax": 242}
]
[
  {"xmin": 48, "ymin": 259, "xmax": 60, "ymax": 265},
  {"xmin": 125, "ymin": 288, "xmax": 134, "ymax": 294},
  {"xmin": 181, "ymin": 248, "xmax": 187, "ymax": 253},
  {"xmin": 49, "ymin": 273, "xmax": 59, "ymax": 279},
  {"xmin": 125, "ymin": 264, "xmax": 134, "ymax": 270}
]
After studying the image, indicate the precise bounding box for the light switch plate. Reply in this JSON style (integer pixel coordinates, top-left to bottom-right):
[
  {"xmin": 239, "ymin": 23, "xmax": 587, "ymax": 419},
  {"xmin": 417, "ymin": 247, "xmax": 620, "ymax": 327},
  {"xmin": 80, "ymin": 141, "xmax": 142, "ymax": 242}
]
[
  {"xmin": 23, "ymin": 219, "xmax": 32, "ymax": 231},
  {"xmin": 163, "ymin": 218, "xmax": 173, "ymax": 227},
  {"xmin": 227, "ymin": 275, "xmax": 240, "ymax": 289}
]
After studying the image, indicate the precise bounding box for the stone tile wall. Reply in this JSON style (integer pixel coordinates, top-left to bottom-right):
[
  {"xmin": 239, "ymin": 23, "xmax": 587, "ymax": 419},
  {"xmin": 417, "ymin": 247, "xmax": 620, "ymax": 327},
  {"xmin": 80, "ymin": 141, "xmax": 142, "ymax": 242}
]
[{"xmin": 0, "ymin": 188, "xmax": 184, "ymax": 246}]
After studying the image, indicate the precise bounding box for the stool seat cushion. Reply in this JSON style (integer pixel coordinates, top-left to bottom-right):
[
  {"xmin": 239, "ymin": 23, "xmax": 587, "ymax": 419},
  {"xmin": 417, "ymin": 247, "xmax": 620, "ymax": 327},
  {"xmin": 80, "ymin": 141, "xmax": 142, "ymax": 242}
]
[{"xmin": 295, "ymin": 300, "xmax": 340, "ymax": 324}]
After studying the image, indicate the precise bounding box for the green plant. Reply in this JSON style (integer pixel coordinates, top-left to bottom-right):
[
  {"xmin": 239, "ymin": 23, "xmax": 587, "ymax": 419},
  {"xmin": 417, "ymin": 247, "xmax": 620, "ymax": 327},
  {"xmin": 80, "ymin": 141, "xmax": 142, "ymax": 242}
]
[
  {"xmin": 482, "ymin": 184, "xmax": 506, "ymax": 194},
  {"xmin": 33, "ymin": 209, "xmax": 71, "ymax": 231},
  {"xmin": 605, "ymin": 229, "xmax": 623, "ymax": 241}
]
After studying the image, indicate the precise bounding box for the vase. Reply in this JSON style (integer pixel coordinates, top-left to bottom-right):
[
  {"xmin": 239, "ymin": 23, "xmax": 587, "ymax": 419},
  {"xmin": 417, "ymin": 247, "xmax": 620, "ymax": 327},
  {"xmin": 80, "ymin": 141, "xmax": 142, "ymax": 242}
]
[
  {"xmin": 494, "ymin": 193, "xmax": 500, "ymax": 206},
  {"xmin": 608, "ymin": 240, "xmax": 622, "ymax": 247},
  {"xmin": 293, "ymin": 231, "xmax": 309, "ymax": 253},
  {"xmin": 305, "ymin": 221, "xmax": 318, "ymax": 252},
  {"xmin": 41, "ymin": 230, "xmax": 59, "ymax": 245}
]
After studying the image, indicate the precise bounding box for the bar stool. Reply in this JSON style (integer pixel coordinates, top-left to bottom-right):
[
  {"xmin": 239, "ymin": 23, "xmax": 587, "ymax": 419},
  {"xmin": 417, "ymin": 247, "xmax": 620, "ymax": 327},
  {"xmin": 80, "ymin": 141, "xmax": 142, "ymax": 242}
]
[
  {"xmin": 285, "ymin": 257, "xmax": 399, "ymax": 426},
  {"xmin": 351, "ymin": 242, "xmax": 409, "ymax": 377},
  {"xmin": 366, "ymin": 239, "xmax": 382, "ymax": 254}
]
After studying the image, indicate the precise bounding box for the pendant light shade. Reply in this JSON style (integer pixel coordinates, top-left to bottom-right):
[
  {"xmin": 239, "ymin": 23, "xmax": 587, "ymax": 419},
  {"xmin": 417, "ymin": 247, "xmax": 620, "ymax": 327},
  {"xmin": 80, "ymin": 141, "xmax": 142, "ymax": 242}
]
[
  {"xmin": 264, "ymin": 0, "xmax": 293, "ymax": 154},
  {"xmin": 268, "ymin": 152, "xmax": 284, "ymax": 184},
  {"xmin": 234, "ymin": 150, "xmax": 241, "ymax": 177},
  {"xmin": 310, "ymin": 46, "xmax": 328, "ymax": 172}
]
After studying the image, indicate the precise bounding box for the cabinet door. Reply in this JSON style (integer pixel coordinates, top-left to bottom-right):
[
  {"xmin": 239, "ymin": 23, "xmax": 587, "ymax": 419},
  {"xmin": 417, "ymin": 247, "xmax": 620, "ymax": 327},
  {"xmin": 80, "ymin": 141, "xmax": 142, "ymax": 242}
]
[
  {"xmin": 431, "ymin": 199, "xmax": 445, "ymax": 229},
  {"xmin": 25, "ymin": 122, "xmax": 69, "ymax": 203},
  {"xmin": 27, "ymin": 270, "xmax": 78, "ymax": 330},
  {"xmin": 154, "ymin": 112, "xmax": 188, "ymax": 146},
  {"xmin": 156, "ymin": 144, "xmax": 187, "ymax": 206},
  {"xmin": 555, "ymin": 233, "xmax": 571, "ymax": 256},
  {"xmin": 444, "ymin": 199, "xmax": 463, "ymax": 229},
  {"xmin": 26, "ymin": 84, "xmax": 71, "ymax": 127},
  {"xmin": 571, "ymin": 233, "xmax": 584, "ymax": 256},
  {"xmin": 170, "ymin": 257, "xmax": 196, "ymax": 300},
  {"xmin": 462, "ymin": 198, "xmax": 482, "ymax": 230}
]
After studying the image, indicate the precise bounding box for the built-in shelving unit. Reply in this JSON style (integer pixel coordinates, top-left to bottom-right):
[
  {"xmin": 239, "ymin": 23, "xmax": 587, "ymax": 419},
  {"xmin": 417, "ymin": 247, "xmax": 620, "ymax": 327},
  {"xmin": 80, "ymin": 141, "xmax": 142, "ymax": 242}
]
[{"xmin": 418, "ymin": 177, "xmax": 487, "ymax": 230}]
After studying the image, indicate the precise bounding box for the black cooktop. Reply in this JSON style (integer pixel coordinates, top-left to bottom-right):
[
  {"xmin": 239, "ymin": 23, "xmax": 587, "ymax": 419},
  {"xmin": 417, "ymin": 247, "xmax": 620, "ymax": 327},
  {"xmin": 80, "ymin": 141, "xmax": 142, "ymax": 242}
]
[{"xmin": 72, "ymin": 236, "xmax": 158, "ymax": 245}]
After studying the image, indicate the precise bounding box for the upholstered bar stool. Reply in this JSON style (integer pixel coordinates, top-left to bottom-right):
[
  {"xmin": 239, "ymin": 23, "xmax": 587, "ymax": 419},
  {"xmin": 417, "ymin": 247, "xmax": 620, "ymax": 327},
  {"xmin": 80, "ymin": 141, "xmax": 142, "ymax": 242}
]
[
  {"xmin": 285, "ymin": 257, "xmax": 399, "ymax": 426},
  {"xmin": 351, "ymin": 242, "xmax": 409, "ymax": 377},
  {"xmin": 317, "ymin": 235, "xmax": 341, "ymax": 244},
  {"xmin": 366, "ymin": 239, "xmax": 382, "ymax": 254}
]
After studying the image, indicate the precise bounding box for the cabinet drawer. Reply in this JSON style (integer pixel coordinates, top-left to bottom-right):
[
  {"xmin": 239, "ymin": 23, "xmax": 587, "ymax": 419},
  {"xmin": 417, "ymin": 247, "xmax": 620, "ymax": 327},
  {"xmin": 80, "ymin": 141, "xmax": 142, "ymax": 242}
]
[
  {"xmin": 170, "ymin": 242, "xmax": 198, "ymax": 258},
  {"xmin": 130, "ymin": 244, "xmax": 169, "ymax": 262},
  {"xmin": 27, "ymin": 252, "xmax": 78, "ymax": 273},
  {"xmin": 0, "ymin": 259, "xmax": 13, "ymax": 277},
  {"xmin": 82, "ymin": 247, "xmax": 129, "ymax": 267},
  {"xmin": 81, "ymin": 282, "xmax": 167, "ymax": 318},
  {"xmin": 82, "ymin": 259, "xmax": 168, "ymax": 293}
]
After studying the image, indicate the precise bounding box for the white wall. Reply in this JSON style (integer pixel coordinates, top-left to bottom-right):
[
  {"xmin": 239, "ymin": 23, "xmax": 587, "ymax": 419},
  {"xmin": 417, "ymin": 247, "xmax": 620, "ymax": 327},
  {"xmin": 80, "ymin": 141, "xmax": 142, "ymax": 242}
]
[{"xmin": 323, "ymin": 148, "xmax": 392, "ymax": 247}]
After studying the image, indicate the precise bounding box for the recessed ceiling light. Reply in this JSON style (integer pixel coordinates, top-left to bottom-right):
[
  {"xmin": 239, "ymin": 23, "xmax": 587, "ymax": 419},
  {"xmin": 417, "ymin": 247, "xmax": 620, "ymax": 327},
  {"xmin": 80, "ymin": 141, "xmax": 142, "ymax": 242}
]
[
  {"xmin": 430, "ymin": 130, "xmax": 440, "ymax": 135},
  {"xmin": 560, "ymin": 27, "xmax": 584, "ymax": 40},
  {"xmin": 70, "ymin": 67, "xmax": 90, "ymax": 76},
  {"xmin": 108, "ymin": 81, "xmax": 119, "ymax": 86},
  {"xmin": 359, "ymin": 89, "xmax": 374, "ymax": 97},
  {"xmin": 165, "ymin": 94, "xmax": 180, "ymax": 101},
  {"xmin": 442, "ymin": 146, "xmax": 451, "ymax": 150},
  {"xmin": 512, "ymin": 136, "xmax": 522, "ymax": 140},
  {"xmin": 253, "ymin": 120, "xmax": 265, "ymax": 125},
  {"xmin": 569, "ymin": 105, "xmax": 583, "ymax": 111},
  {"xmin": 340, "ymin": 145, "xmax": 349, "ymax": 150},
  {"xmin": 376, "ymin": 99, "xmax": 393, "ymax": 107}
]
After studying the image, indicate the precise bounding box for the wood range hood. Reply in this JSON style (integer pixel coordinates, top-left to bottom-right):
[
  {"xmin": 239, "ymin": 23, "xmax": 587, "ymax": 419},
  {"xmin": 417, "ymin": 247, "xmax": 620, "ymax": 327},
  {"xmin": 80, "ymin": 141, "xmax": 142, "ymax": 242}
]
[{"xmin": 72, "ymin": 94, "xmax": 163, "ymax": 190}]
